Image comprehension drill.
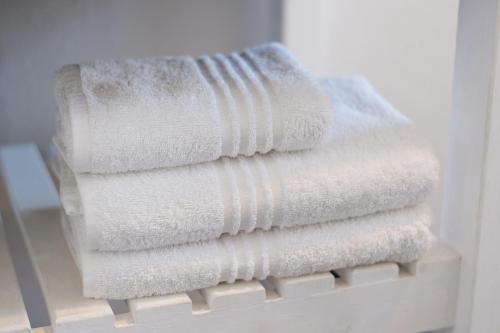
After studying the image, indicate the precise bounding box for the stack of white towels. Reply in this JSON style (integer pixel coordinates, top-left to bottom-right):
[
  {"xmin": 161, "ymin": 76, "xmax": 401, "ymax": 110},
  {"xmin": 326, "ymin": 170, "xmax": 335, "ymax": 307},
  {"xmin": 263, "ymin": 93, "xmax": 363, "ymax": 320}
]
[{"xmin": 54, "ymin": 43, "xmax": 438, "ymax": 299}]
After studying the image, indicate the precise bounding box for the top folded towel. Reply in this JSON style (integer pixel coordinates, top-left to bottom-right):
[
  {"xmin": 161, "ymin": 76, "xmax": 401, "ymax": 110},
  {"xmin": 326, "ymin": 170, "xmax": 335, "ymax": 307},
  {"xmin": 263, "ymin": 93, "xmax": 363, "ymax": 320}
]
[{"xmin": 54, "ymin": 43, "xmax": 332, "ymax": 173}]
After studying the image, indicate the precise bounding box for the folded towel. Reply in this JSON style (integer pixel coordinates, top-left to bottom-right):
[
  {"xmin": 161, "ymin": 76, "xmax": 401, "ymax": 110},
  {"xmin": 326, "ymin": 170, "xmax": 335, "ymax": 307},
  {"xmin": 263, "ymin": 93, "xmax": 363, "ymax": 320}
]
[
  {"xmin": 54, "ymin": 43, "xmax": 332, "ymax": 174},
  {"xmin": 58, "ymin": 76, "xmax": 439, "ymax": 251},
  {"xmin": 62, "ymin": 205, "xmax": 431, "ymax": 299}
]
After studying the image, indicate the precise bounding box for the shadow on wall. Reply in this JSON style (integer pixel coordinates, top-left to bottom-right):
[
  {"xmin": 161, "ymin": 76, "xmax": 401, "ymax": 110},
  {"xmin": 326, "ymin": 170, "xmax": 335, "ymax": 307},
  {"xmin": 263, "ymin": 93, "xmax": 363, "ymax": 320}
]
[{"xmin": 0, "ymin": 0, "xmax": 282, "ymax": 153}]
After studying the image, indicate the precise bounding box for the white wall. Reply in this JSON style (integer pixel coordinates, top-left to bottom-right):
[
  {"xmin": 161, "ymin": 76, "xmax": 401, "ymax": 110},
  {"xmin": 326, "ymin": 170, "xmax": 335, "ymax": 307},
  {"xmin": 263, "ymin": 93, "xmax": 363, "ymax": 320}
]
[
  {"xmin": 0, "ymin": 0, "xmax": 282, "ymax": 153},
  {"xmin": 283, "ymin": 0, "xmax": 459, "ymax": 230}
]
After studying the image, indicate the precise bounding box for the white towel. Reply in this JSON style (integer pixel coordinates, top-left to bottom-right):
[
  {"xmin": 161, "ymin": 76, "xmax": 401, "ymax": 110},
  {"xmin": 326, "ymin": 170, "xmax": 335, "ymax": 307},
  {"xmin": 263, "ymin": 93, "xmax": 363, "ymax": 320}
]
[
  {"xmin": 54, "ymin": 43, "xmax": 332, "ymax": 174},
  {"xmin": 62, "ymin": 205, "xmax": 431, "ymax": 299},
  {"xmin": 58, "ymin": 76, "xmax": 439, "ymax": 251}
]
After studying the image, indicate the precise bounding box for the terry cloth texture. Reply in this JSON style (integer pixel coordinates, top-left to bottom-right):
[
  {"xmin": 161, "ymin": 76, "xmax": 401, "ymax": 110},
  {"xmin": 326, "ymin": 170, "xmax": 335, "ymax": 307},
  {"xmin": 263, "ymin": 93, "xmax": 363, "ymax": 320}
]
[
  {"xmin": 54, "ymin": 43, "xmax": 332, "ymax": 173},
  {"xmin": 58, "ymin": 76, "xmax": 438, "ymax": 251},
  {"xmin": 62, "ymin": 205, "xmax": 431, "ymax": 299}
]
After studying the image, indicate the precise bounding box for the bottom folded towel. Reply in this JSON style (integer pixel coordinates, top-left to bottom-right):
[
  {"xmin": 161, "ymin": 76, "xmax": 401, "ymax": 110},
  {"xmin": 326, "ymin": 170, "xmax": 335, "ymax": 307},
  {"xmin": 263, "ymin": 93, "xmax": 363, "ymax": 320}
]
[{"xmin": 62, "ymin": 205, "xmax": 430, "ymax": 299}]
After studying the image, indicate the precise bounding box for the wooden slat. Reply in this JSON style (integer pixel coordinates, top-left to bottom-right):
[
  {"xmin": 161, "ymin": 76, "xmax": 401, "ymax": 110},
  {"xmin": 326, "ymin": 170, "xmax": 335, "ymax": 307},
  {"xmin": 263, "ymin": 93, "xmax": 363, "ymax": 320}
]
[
  {"xmin": 128, "ymin": 294, "xmax": 192, "ymax": 325},
  {"xmin": 0, "ymin": 144, "xmax": 462, "ymax": 333},
  {"xmin": 335, "ymin": 263, "xmax": 400, "ymax": 286},
  {"xmin": 200, "ymin": 280, "xmax": 266, "ymax": 310},
  {"xmin": 0, "ymin": 144, "xmax": 114, "ymax": 333},
  {"xmin": 0, "ymin": 216, "xmax": 30, "ymax": 333},
  {"xmin": 402, "ymin": 237, "xmax": 460, "ymax": 276},
  {"xmin": 269, "ymin": 273, "xmax": 335, "ymax": 298},
  {"xmin": 0, "ymin": 151, "xmax": 50, "ymax": 331}
]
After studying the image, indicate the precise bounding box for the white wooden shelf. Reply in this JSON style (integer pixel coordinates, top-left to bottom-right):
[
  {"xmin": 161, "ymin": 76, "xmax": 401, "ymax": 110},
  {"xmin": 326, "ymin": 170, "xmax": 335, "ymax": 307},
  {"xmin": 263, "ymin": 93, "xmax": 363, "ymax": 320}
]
[
  {"xmin": 0, "ymin": 216, "xmax": 30, "ymax": 333},
  {"xmin": 0, "ymin": 144, "xmax": 461, "ymax": 333}
]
